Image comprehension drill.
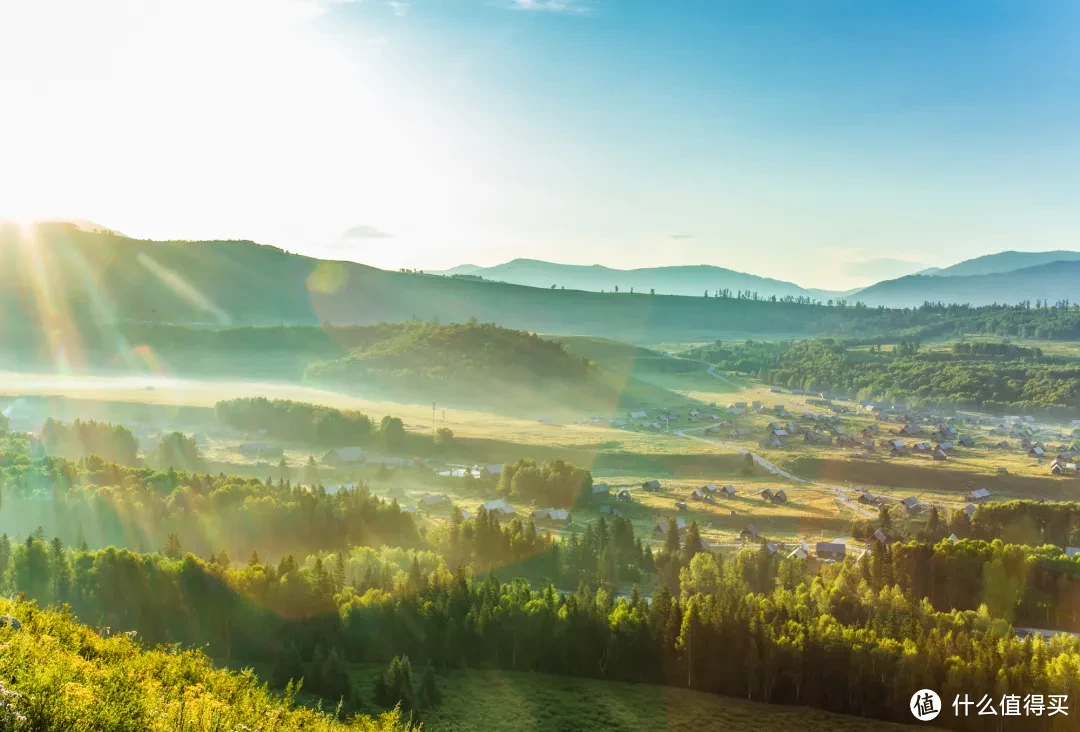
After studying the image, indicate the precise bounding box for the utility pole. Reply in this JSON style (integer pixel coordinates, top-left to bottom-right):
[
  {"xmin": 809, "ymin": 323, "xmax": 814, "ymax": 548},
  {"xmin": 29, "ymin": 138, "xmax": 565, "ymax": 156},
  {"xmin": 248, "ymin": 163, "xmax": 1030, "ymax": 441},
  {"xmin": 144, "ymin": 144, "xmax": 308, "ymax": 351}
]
[{"xmin": 432, "ymin": 402, "xmax": 436, "ymax": 439}]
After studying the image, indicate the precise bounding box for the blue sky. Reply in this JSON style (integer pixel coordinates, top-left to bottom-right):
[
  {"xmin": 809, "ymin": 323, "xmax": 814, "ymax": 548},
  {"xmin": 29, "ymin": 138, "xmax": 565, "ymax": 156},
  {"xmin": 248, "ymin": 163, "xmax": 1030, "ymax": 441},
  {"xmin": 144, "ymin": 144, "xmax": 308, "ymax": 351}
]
[{"xmin": 2, "ymin": 0, "xmax": 1079, "ymax": 288}]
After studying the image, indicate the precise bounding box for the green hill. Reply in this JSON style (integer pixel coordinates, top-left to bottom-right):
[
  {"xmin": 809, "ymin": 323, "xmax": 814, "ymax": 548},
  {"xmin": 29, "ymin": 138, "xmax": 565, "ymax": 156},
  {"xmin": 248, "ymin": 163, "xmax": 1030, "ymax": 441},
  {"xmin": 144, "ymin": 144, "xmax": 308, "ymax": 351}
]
[{"xmin": 304, "ymin": 322, "xmax": 676, "ymax": 414}]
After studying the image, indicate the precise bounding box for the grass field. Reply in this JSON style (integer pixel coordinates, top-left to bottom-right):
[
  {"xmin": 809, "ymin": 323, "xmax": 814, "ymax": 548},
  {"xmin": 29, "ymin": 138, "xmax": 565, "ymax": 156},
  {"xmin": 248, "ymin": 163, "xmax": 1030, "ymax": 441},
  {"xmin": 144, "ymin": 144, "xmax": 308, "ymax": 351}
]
[{"xmin": 347, "ymin": 665, "xmax": 914, "ymax": 732}]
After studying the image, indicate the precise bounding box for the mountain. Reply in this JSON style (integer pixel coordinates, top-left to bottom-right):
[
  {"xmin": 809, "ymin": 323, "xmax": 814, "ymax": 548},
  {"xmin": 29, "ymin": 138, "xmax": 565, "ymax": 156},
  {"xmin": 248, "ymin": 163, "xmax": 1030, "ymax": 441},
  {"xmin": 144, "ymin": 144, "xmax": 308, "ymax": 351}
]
[
  {"xmin": 854, "ymin": 260, "xmax": 1080, "ymax": 307},
  {"xmin": 432, "ymin": 258, "xmax": 841, "ymax": 300},
  {"xmin": 934, "ymin": 250, "xmax": 1080, "ymax": 277}
]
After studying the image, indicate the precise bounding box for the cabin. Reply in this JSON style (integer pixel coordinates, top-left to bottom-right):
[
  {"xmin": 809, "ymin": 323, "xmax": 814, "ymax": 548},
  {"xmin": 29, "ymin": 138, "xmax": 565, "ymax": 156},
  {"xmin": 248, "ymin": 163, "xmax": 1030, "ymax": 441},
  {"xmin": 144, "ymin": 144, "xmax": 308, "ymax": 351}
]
[
  {"xmin": 932, "ymin": 448, "xmax": 948, "ymax": 461},
  {"xmin": 690, "ymin": 488, "xmax": 707, "ymax": 501},
  {"xmin": 479, "ymin": 464, "xmax": 504, "ymax": 478},
  {"xmin": 751, "ymin": 401, "xmax": 763, "ymax": 409},
  {"xmin": 900, "ymin": 496, "xmax": 921, "ymax": 513},
  {"xmin": 996, "ymin": 467, "xmax": 1009, "ymax": 475},
  {"xmin": 629, "ymin": 410, "xmax": 648, "ymax": 419},
  {"xmin": 865, "ymin": 529, "xmax": 889, "ymax": 549},
  {"xmin": 912, "ymin": 441, "xmax": 931, "ymax": 453},
  {"xmin": 1050, "ymin": 459, "xmax": 1066, "ymax": 475},
  {"xmin": 418, "ymin": 494, "xmax": 452, "ymax": 511},
  {"xmin": 1028, "ymin": 445, "xmax": 1046, "ymax": 458},
  {"xmin": 730, "ymin": 402, "xmax": 748, "ymax": 409},
  {"xmin": 719, "ymin": 484, "xmax": 737, "ymax": 498},
  {"xmin": 898, "ymin": 423, "xmax": 924, "ymax": 436},
  {"xmin": 861, "ymin": 424, "xmax": 880, "ymax": 438},
  {"xmin": 591, "ymin": 482, "xmax": 610, "ymax": 495},
  {"xmin": 935, "ymin": 441, "xmax": 954, "ymax": 452},
  {"xmin": 759, "ymin": 488, "xmax": 774, "ymax": 501},
  {"xmin": 788, "ymin": 545, "xmax": 809, "ymax": 560},
  {"xmin": 653, "ymin": 518, "xmax": 688, "ymax": 539},
  {"xmin": 816, "ymin": 542, "xmax": 847, "ymax": 561},
  {"xmin": 993, "ymin": 440, "xmax": 1010, "ymax": 450},
  {"xmin": 966, "ymin": 489, "xmax": 991, "ymax": 503},
  {"xmin": 948, "ymin": 534, "xmax": 960, "ymax": 544},
  {"xmin": 481, "ymin": 499, "xmax": 516, "ymax": 518},
  {"xmin": 675, "ymin": 500, "xmax": 688, "ymax": 511},
  {"xmin": 771, "ymin": 489, "xmax": 788, "ymax": 505},
  {"xmin": 641, "ymin": 480, "xmax": 662, "ymax": 493},
  {"xmin": 739, "ymin": 524, "xmax": 760, "ymax": 542},
  {"xmin": 321, "ymin": 446, "xmax": 365, "ymax": 466},
  {"xmin": 958, "ymin": 436, "xmax": 976, "ymax": 447},
  {"xmin": 532, "ymin": 508, "xmax": 571, "ymax": 524},
  {"xmin": 598, "ymin": 505, "xmax": 621, "ymax": 517},
  {"xmin": 962, "ymin": 503, "xmax": 977, "ymax": 518},
  {"xmin": 730, "ymin": 427, "xmax": 754, "ymax": 438}
]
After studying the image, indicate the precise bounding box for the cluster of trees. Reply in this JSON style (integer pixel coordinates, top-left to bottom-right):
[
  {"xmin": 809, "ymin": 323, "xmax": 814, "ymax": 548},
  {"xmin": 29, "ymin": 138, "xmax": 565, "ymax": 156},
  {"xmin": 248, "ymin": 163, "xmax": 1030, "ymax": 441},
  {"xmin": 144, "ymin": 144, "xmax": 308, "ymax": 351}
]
[
  {"xmin": 40, "ymin": 418, "xmax": 139, "ymax": 465},
  {"xmin": 750, "ymin": 338, "xmax": 1080, "ymax": 413},
  {"xmin": 496, "ymin": 458, "xmax": 594, "ymax": 507},
  {"xmin": 0, "ymin": 454, "xmax": 421, "ymax": 559},
  {"xmin": 681, "ymin": 340, "xmax": 789, "ymax": 374},
  {"xmin": 216, "ymin": 398, "xmax": 375, "ymax": 446}
]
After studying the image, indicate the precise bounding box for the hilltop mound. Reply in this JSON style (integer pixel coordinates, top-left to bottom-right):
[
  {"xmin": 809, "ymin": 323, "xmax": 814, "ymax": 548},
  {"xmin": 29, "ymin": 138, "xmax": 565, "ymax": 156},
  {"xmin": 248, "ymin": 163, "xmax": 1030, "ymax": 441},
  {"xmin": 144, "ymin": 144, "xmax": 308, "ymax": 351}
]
[{"xmin": 304, "ymin": 322, "xmax": 673, "ymax": 413}]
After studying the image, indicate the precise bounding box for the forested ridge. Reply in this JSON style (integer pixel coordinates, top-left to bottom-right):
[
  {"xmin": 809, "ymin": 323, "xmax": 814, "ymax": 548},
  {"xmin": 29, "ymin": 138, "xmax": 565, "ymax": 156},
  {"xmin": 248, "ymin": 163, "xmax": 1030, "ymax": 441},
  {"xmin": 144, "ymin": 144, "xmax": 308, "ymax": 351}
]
[{"xmin": 692, "ymin": 338, "xmax": 1080, "ymax": 413}]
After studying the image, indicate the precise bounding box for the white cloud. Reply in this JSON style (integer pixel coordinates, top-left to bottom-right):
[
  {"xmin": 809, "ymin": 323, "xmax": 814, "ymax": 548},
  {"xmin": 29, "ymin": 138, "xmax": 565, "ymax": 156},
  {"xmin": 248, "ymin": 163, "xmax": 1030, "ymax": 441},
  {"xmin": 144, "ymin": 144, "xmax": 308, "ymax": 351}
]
[
  {"xmin": 388, "ymin": 1, "xmax": 411, "ymax": 16},
  {"xmin": 342, "ymin": 225, "xmax": 393, "ymax": 240}
]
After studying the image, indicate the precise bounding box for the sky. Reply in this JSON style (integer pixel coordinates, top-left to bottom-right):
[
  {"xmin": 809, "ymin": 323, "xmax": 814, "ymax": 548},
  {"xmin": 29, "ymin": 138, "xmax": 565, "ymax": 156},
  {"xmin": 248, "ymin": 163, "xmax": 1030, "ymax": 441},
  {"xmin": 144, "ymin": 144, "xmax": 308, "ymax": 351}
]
[{"xmin": 1, "ymin": 0, "xmax": 1079, "ymax": 290}]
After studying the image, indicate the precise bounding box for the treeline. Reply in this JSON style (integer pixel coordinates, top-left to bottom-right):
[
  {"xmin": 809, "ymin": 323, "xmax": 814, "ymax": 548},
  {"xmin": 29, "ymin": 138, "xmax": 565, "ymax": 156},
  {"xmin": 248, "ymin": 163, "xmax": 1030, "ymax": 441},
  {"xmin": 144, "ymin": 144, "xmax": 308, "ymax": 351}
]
[
  {"xmin": 0, "ymin": 454, "xmax": 421, "ymax": 559},
  {"xmin": 40, "ymin": 418, "xmax": 139, "ymax": 465},
  {"xmin": 216, "ymin": 397, "xmax": 375, "ymax": 446},
  {"xmin": 4, "ymin": 533, "xmax": 1080, "ymax": 730},
  {"xmin": 969, "ymin": 501, "xmax": 1080, "ymax": 548}
]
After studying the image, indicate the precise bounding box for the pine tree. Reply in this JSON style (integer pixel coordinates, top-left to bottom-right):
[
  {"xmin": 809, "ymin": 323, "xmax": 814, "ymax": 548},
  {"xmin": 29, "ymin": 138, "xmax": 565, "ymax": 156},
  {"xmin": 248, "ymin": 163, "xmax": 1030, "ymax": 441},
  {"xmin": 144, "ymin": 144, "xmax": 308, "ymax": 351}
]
[
  {"xmin": 163, "ymin": 533, "xmax": 183, "ymax": 559},
  {"xmin": 417, "ymin": 660, "xmax": 440, "ymax": 709}
]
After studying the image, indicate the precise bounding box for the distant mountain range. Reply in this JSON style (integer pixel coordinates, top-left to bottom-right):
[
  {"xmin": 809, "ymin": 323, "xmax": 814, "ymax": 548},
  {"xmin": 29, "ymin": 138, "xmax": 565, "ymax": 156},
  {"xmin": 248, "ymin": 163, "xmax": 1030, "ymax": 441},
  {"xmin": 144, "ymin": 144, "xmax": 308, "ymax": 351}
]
[
  {"xmin": 432, "ymin": 259, "xmax": 855, "ymax": 300},
  {"xmin": 436, "ymin": 250, "xmax": 1080, "ymax": 308},
  {"xmin": 851, "ymin": 260, "xmax": 1080, "ymax": 307},
  {"xmin": 929, "ymin": 250, "xmax": 1080, "ymax": 277}
]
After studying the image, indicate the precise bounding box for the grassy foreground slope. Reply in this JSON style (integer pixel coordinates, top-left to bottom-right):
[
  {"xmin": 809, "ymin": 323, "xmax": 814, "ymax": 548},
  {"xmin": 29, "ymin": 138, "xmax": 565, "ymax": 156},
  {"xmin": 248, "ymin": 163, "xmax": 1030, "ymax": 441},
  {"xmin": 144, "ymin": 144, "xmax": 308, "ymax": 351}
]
[
  {"xmin": 0, "ymin": 599, "xmax": 407, "ymax": 731},
  {"xmin": 346, "ymin": 665, "xmax": 911, "ymax": 732}
]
